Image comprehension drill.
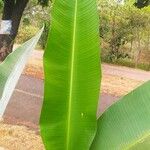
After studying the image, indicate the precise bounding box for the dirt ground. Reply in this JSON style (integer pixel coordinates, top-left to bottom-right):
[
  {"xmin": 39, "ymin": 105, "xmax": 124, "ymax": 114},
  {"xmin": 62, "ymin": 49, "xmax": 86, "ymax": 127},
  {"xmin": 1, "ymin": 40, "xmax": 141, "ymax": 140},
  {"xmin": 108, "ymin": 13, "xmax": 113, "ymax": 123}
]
[
  {"xmin": 101, "ymin": 74, "xmax": 143, "ymax": 97},
  {"xmin": 0, "ymin": 121, "xmax": 44, "ymax": 150}
]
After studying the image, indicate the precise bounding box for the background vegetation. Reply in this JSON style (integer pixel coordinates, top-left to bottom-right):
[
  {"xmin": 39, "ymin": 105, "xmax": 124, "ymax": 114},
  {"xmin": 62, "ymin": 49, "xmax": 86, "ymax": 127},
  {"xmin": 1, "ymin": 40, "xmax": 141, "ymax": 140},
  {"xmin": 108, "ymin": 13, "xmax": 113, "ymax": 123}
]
[
  {"xmin": 0, "ymin": 0, "xmax": 149, "ymax": 70},
  {"xmin": 16, "ymin": 0, "xmax": 51, "ymax": 49},
  {"xmin": 99, "ymin": 0, "xmax": 150, "ymax": 71}
]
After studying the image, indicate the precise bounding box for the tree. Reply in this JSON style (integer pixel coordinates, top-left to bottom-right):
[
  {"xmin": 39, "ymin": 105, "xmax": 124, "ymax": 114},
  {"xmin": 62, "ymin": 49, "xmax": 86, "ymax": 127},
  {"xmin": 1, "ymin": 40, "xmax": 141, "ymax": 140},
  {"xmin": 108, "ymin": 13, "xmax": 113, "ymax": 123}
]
[
  {"xmin": 98, "ymin": 0, "xmax": 150, "ymax": 65},
  {"xmin": 0, "ymin": 0, "xmax": 49, "ymax": 61}
]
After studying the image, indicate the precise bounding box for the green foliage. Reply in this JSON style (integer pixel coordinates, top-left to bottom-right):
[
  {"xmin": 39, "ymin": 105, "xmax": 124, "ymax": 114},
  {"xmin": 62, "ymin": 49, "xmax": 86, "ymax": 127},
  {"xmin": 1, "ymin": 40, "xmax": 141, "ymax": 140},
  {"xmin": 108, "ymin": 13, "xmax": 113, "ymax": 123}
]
[
  {"xmin": 0, "ymin": 0, "xmax": 3, "ymax": 7},
  {"xmin": 0, "ymin": 0, "xmax": 3, "ymax": 12},
  {"xmin": 91, "ymin": 81, "xmax": 150, "ymax": 149},
  {"xmin": 99, "ymin": 0, "xmax": 150, "ymax": 67},
  {"xmin": 40, "ymin": 0, "xmax": 101, "ymax": 149},
  {"xmin": 1, "ymin": 1, "xmax": 150, "ymax": 150},
  {"xmin": 39, "ymin": 1, "xmax": 150, "ymax": 149}
]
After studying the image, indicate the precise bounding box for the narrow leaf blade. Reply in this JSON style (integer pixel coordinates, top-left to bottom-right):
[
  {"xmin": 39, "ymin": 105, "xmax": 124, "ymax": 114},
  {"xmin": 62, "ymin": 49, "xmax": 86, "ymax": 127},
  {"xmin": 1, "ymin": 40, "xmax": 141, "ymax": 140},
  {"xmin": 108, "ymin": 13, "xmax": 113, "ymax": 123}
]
[
  {"xmin": 40, "ymin": 0, "xmax": 101, "ymax": 149},
  {"xmin": 91, "ymin": 81, "xmax": 150, "ymax": 150},
  {"xmin": 0, "ymin": 28, "xmax": 43, "ymax": 117}
]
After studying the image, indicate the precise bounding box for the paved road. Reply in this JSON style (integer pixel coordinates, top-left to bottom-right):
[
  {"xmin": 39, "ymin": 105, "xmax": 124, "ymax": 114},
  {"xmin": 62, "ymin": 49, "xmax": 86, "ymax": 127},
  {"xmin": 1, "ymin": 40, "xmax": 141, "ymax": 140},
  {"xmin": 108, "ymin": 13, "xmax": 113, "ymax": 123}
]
[
  {"xmin": 4, "ymin": 75, "xmax": 44, "ymax": 129},
  {"xmin": 3, "ymin": 62, "xmax": 150, "ymax": 129}
]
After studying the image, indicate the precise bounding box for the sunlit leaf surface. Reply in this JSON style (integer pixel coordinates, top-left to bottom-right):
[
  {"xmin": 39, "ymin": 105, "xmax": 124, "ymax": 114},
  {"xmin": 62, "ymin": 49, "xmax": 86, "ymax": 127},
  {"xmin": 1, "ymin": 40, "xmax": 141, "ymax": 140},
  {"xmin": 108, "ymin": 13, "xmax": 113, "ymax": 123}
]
[
  {"xmin": 91, "ymin": 81, "xmax": 150, "ymax": 150},
  {"xmin": 40, "ymin": 0, "xmax": 101, "ymax": 149},
  {"xmin": 0, "ymin": 28, "xmax": 43, "ymax": 117}
]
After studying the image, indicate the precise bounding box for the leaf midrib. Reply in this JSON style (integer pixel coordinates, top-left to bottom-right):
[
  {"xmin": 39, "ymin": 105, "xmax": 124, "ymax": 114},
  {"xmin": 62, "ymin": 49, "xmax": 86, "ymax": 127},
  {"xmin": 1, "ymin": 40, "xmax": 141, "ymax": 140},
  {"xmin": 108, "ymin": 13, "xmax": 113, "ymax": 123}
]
[{"xmin": 66, "ymin": 0, "xmax": 78, "ymax": 149}]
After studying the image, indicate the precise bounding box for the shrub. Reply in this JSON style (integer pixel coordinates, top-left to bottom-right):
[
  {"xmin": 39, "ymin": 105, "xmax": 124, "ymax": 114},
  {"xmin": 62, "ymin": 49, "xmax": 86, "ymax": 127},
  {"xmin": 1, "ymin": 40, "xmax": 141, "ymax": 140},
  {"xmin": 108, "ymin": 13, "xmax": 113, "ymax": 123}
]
[{"xmin": 16, "ymin": 25, "xmax": 39, "ymax": 44}]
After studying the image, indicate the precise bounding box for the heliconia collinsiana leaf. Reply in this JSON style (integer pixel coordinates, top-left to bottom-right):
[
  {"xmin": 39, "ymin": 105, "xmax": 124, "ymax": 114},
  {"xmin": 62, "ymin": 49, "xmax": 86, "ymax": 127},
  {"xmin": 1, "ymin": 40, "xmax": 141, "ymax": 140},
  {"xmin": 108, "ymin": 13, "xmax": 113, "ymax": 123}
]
[
  {"xmin": 91, "ymin": 81, "xmax": 150, "ymax": 150},
  {"xmin": 0, "ymin": 27, "xmax": 43, "ymax": 117},
  {"xmin": 40, "ymin": 0, "xmax": 101, "ymax": 149}
]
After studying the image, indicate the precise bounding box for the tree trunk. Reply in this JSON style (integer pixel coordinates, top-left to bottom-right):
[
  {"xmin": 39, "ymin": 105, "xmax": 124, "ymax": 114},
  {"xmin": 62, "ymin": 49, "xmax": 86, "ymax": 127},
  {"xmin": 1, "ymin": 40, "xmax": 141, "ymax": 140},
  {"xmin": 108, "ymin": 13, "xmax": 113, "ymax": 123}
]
[
  {"xmin": 0, "ymin": 0, "xmax": 29, "ymax": 61},
  {"xmin": 2, "ymin": 0, "xmax": 15, "ymax": 20}
]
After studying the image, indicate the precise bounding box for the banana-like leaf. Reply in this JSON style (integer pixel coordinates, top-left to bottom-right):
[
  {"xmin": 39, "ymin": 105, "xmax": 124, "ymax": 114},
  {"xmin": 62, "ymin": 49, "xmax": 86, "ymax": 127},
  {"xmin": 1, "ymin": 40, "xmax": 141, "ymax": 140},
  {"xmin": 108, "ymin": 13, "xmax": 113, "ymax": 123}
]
[
  {"xmin": 40, "ymin": 0, "xmax": 100, "ymax": 149},
  {"xmin": 0, "ymin": 28, "xmax": 43, "ymax": 117},
  {"xmin": 91, "ymin": 81, "xmax": 150, "ymax": 150}
]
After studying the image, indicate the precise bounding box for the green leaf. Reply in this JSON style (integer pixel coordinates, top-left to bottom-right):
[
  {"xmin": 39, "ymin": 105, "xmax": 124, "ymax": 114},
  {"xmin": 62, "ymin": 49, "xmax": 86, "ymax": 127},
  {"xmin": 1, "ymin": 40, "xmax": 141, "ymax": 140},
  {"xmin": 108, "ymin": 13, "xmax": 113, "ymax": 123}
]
[
  {"xmin": 40, "ymin": 0, "xmax": 100, "ymax": 149},
  {"xmin": 91, "ymin": 81, "xmax": 150, "ymax": 150},
  {"xmin": 0, "ymin": 27, "xmax": 43, "ymax": 117}
]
